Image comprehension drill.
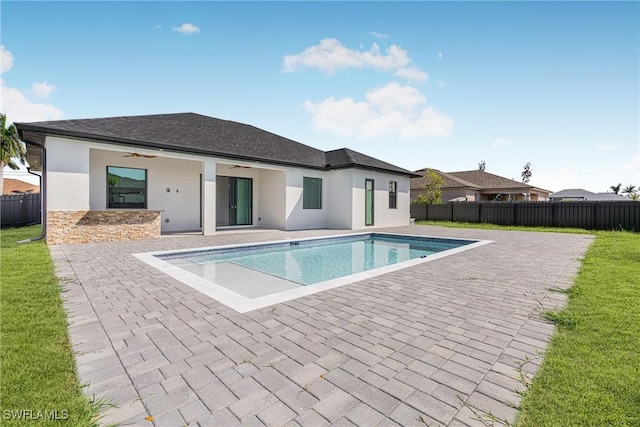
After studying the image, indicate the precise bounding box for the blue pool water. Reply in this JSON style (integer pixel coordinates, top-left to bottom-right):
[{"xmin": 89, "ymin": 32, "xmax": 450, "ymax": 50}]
[{"xmin": 159, "ymin": 234, "xmax": 473, "ymax": 286}]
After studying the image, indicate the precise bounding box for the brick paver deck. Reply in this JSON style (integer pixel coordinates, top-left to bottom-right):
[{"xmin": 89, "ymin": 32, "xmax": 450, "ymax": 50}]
[{"xmin": 51, "ymin": 225, "xmax": 593, "ymax": 426}]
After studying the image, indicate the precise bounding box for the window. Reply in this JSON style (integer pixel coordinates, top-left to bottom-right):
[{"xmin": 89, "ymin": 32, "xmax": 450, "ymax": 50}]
[
  {"xmin": 303, "ymin": 177, "xmax": 322, "ymax": 209},
  {"xmin": 107, "ymin": 166, "xmax": 147, "ymax": 209},
  {"xmin": 389, "ymin": 180, "xmax": 397, "ymax": 209}
]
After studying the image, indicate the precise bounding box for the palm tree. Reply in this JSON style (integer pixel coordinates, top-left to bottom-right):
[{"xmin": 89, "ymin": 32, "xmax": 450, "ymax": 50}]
[
  {"xmin": 622, "ymin": 185, "xmax": 637, "ymax": 198},
  {"xmin": 1, "ymin": 113, "xmax": 27, "ymax": 195},
  {"xmin": 610, "ymin": 183, "xmax": 622, "ymax": 195}
]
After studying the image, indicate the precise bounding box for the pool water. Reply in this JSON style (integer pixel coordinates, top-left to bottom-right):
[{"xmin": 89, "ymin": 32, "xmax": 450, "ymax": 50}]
[
  {"xmin": 135, "ymin": 233, "xmax": 488, "ymax": 313},
  {"xmin": 163, "ymin": 234, "xmax": 468, "ymax": 286}
]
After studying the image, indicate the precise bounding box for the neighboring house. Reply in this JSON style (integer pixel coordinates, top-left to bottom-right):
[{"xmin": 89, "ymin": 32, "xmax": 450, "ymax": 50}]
[
  {"xmin": 549, "ymin": 189, "xmax": 630, "ymax": 202},
  {"xmin": 16, "ymin": 113, "xmax": 419, "ymax": 244},
  {"xmin": 411, "ymin": 169, "xmax": 551, "ymax": 202},
  {"xmin": 2, "ymin": 178, "xmax": 40, "ymax": 195}
]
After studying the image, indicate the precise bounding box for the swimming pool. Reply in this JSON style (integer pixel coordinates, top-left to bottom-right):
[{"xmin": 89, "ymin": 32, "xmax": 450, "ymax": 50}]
[{"xmin": 134, "ymin": 233, "xmax": 491, "ymax": 312}]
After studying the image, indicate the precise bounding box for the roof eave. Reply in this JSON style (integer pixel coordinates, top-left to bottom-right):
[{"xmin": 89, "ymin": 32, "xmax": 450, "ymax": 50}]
[{"xmin": 329, "ymin": 163, "xmax": 421, "ymax": 177}]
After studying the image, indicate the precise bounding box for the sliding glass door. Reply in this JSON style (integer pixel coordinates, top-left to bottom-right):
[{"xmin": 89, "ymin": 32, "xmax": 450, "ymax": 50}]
[{"xmin": 216, "ymin": 176, "xmax": 253, "ymax": 226}]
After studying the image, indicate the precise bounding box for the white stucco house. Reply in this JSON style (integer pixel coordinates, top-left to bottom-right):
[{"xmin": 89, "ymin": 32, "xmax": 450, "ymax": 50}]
[{"xmin": 16, "ymin": 113, "xmax": 418, "ymax": 244}]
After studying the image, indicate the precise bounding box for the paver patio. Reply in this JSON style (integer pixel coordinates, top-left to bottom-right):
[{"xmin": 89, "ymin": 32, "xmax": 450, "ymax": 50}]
[{"xmin": 51, "ymin": 225, "xmax": 593, "ymax": 426}]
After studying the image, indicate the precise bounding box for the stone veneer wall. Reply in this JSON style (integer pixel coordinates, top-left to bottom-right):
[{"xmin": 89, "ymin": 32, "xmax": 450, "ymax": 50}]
[{"xmin": 47, "ymin": 210, "xmax": 162, "ymax": 244}]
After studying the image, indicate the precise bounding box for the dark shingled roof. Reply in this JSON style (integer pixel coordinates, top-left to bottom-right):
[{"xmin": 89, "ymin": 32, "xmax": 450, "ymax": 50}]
[
  {"xmin": 16, "ymin": 113, "xmax": 416, "ymax": 176},
  {"xmin": 326, "ymin": 148, "xmax": 421, "ymax": 177}
]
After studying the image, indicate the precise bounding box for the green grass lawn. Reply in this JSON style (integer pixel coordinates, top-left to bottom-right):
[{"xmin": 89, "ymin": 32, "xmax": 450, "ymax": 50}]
[
  {"xmin": 419, "ymin": 221, "xmax": 640, "ymax": 426},
  {"xmin": 0, "ymin": 225, "xmax": 101, "ymax": 425}
]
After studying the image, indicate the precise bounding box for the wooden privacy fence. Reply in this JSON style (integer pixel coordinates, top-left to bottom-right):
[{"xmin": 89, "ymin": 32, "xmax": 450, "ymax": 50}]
[
  {"xmin": 1, "ymin": 193, "xmax": 41, "ymax": 228},
  {"xmin": 410, "ymin": 201, "xmax": 640, "ymax": 231}
]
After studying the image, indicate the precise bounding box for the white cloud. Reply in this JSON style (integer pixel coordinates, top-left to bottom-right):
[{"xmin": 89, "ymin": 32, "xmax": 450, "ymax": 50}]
[
  {"xmin": 173, "ymin": 23, "xmax": 200, "ymax": 35},
  {"xmin": 492, "ymin": 137, "xmax": 512, "ymax": 148},
  {"xmin": 596, "ymin": 144, "xmax": 616, "ymax": 152},
  {"xmin": 394, "ymin": 66, "xmax": 428, "ymax": 82},
  {"xmin": 283, "ymin": 38, "xmax": 427, "ymax": 81},
  {"xmin": 438, "ymin": 52, "xmax": 443, "ymax": 60},
  {"xmin": 1, "ymin": 80, "xmax": 63, "ymax": 122},
  {"xmin": 302, "ymin": 82, "xmax": 453, "ymax": 140},
  {"xmin": 617, "ymin": 153, "xmax": 640, "ymax": 171},
  {"xmin": 365, "ymin": 82, "xmax": 426, "ymax": 111},
  {"xmin": 0, "ymin": 47, "xmax": 62, "ymax": 122},
  {"xmin": 369, "ymin": 31, "xmax": 389, "ymax": 40},
  {"xmin": 1, "ymin": 45, "xmax": 14, "ymax": 73},
  {"xmin": 31, "ymin": 81, "xmax": 56, "ymax": 99}
]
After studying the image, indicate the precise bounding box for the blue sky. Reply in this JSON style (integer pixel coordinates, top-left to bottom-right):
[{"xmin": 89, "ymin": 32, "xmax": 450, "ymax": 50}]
[{"xmin": 2, "ymin": 1, "xmax": 638, "ymax": 193}]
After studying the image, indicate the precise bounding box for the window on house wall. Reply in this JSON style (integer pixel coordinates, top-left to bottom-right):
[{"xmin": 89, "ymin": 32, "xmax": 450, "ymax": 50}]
[
  {"xmin": 303, "ymin": 177, "xmax": 322, "ymax": 209},
  {"xmin": 107, "ymin": 166, "xmax": 147, "ymax": 209},
  {"xmin": 389, "ymin": 180, "xmax": 397, "ymax": 209}
]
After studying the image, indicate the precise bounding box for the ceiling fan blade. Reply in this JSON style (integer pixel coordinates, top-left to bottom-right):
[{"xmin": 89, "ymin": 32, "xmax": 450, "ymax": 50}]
[{"xmin": 123, "ymin": 152, "xmax": 157, "ymax": 158}]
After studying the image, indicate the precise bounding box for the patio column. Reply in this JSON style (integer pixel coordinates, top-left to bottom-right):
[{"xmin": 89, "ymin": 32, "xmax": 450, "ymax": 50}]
[{"xmin": 202, "ymin": 159, "xmax": 216, "ymax": 235}]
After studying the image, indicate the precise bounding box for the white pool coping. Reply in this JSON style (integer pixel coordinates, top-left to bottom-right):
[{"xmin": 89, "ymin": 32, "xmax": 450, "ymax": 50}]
[{"xmin": 133, "ymin": 232, "xmax": 493, "ymax": 313}]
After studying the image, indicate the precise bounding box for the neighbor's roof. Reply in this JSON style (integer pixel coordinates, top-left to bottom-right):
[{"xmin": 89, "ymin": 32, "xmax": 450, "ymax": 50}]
[
  {"xmin": 16, "ymin": 113, "xmax": 416, "ymax": 176},
  {"xmin": 448, "ymin": 170, "xmax": 548, "ymax": 191},
  {"xmin": 592, "ymin": 193, "xmax": 630, "ymax": 201},
  {"xmin": 549, "ymin": 189, "xmax": 595, "ymax": 199},
  {"xmin": 550, "ymin": 189, "xmax": 630, "ymax": 201},
  {"xmin": 412, "ymin": 169, "xmax": 550, "ymax": 193},
  {"xmin": 2, "ymin": 178, "xmax": 40, "ymax": 195},
  {"xmin": 411, "ymin": 169, "xmax": 481, "ymax": 190}
]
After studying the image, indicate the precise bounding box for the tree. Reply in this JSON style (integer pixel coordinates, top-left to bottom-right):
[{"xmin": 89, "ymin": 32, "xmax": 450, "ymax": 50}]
[
  {"xmin": 1, "ymin": 113, "xmax": 27, "ymax": 195},
  {"xmin": 622, "ymin": 185, "xmax": 636, "ymax": 198},
  {"xmin": 610, "ymin": 183, "xmax": 622, "ymax": 195},
  {"xmin": 413, "ymin": 168, "xmax": 443, "ymax": 205},
  {"xmin": 521, "ymin": 161, "xmax": 532, "ymax": 183},
  {"xmin": 477, "ymin": 160, "xmax": 486, "ymax": 171}
]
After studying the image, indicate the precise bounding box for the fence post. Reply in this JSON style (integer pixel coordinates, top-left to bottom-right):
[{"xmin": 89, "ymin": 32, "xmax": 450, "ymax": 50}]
[
  {"xmin": 449, "ymin": 203, "xmax": 453, "ymax": 222},
  {"xmin": 21, "ymin": 196, "xmax": 27, "ymax": 225}
]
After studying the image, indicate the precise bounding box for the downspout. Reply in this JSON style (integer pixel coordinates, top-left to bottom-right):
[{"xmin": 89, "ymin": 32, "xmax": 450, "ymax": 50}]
[{"xmin": 17, "ymin": 142, "xmax": 46, "ymax": 244}]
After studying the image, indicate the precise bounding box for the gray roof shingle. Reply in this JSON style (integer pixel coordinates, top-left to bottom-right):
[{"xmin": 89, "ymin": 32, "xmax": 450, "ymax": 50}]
[
  {"xmin": 447, "ymin": 170, "xmax": 535, "ymax": 190},
  {"xmin": 16, "ymin": 113, "xmax": 416, "ymax": 176},
  {"xmin": 411, "ymin": 169, "xmax": 550, "ymax": 193},
  {"xmin": 550, "ymin": 189, "xmax": 630, "ymax": 201},
  {"xmin": 411, "ymin": 169, "xmax": 481, "ymax": 190},
  {"xmin": 326, "ymin": 148, "xmax": 421, "ymax": 177}
]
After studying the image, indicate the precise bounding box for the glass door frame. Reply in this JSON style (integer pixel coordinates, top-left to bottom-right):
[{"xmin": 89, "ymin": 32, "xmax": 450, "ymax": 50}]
[
  {"xmin": 216, "ymin": 175, "xmax": 253, "ymax": 227},
  {"xmin": 365, "ymin": 178, "xmax": 374, "ymax": 226},
  {"xmin": 229, "ymin": 177, "xmax": 252, "ymax": 226}
]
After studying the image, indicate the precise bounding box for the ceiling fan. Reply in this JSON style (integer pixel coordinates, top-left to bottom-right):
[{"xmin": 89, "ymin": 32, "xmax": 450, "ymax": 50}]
[
  {"xmin": 123, "ymin": 152, "xmax": 157, "ymax": 158},
  {"xmin": 230, "ymin": 164, "xmax": 251, "ymax": 169}
]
